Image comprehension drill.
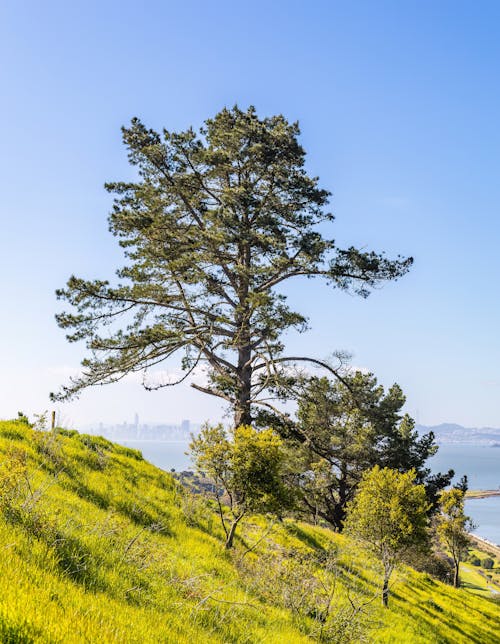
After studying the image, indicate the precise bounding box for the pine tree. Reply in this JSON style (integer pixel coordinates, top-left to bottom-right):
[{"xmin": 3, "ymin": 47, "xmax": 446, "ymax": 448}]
[{"xmin": 53, "ymin": 106, "xmax": 411, "ymax": 424}]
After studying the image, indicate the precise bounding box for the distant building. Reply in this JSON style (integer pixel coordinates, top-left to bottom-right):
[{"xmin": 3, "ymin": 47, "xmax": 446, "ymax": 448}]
[{"xmin": 88, "ymin": 418, "xmax": 200, "ymax": 441}]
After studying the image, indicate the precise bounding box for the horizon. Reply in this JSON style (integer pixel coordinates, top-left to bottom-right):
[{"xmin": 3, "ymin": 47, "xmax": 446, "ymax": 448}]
[
  {"xmin": 77, "ymin": 417, "xmax": 500, "ymax": 434},
  {"xmin": 2, "ymin": 2, "xmax": 500, "ymax": 427}
]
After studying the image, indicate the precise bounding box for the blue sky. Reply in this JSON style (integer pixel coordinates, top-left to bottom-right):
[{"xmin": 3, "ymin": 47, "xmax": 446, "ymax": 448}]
[{"xmin": 1, "ymin": 1, "xmax": 500, "ymax": 427}]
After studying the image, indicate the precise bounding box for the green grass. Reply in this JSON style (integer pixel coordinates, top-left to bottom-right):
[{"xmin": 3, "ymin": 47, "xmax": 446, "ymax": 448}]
[
  {"xmin": 463, "ymin": 548, "xmax": 500, "ymax": 596},
  {"xmin": 0, "ymin": 419, "xmax": 498, "ymax": 643}
]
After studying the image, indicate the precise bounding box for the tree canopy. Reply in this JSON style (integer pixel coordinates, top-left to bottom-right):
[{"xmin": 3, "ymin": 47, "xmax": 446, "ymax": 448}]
[
  {"xmin": 435, "ymin": 488, "xmax": 475, "ymax": 588},
  {"xmin": 53, "ymin": 106, "xmax": 411, "ymax": 424},
  {"xmin": 344, "ymin": 466, "xmax": 430, "ymax": 607},
  {"xmin": 260, "ymin": 372, "xmax": 452, "ymax": 530},
  {"xmin": 189, "ymin": 424, "xmax": 292, "ymax": 548}
]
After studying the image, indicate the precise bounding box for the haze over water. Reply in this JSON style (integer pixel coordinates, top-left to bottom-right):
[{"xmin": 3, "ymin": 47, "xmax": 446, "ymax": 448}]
[
  {"xmin": 429, "ymin": 444, "xmax": 500, "ymax": 545},
  {"xmin": 122, "ymin": 439, "xmax": 500, "ymax": 545}
]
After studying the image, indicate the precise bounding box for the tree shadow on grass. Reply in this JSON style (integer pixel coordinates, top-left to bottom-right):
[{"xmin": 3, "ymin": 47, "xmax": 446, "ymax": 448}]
[
  {"xmin": 408, "ymin": 601, "xmax": 493, "ymax": 644},
  {"xmin": 461, "ymin": 580, "xmax": 488, "ymax": 592},
  {"xmin": 284, "ymin": 524, "xmax": 326, "ymax": 551}
]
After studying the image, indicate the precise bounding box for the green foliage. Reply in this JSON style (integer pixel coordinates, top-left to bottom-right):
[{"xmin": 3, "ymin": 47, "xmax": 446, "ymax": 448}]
[
  {"xmin": 190, "ymin": 425, "xmax": 293, "ymax": 547},
  {"xmin": 481, "ymin": 557, "xmax": 494, "ymax": 570},
  {"xmin": 16, "ymin": 411, "xmax": 31, "ymax": 426},
  {"xmin": 435, "ymin": 488, "xmax": 475, "ymax": 588},
  {"xmin": 53, "ymin": 106, "xmax": 411, "ymax": 425},
  {"xmin": 344, "ymin": 466, "xmax": 430, "ymax": 606},
  {"xmin": 404, "ymin": 549, "xmax": 454, "ymax": 584},
  {"xmin": 0, "ymin": 420, "xmax": 498, "ymax": 643},
  {"xmin": 267, "ymin": 373, "xmax": 450, "ymax": 530},
  {"xmin": 238, "ymin": 548, "xmax": 372, "ymax": 642},
  {"xmin": 0, "ymin": 447, "xmax": 30, "ymax": 517}
]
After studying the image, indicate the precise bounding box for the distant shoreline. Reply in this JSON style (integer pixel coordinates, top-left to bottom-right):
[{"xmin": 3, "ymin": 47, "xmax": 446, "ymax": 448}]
[
  {"xmin": 469, "ymin": 534, "xmax": 500, "ymax": 557},
  {"xmin": 120, "ymin": 439, "xmax": 190, "ymax": 444},
  {"xmin": 466, "ymin": 489, "xmax": 500, "ymax": 499}
]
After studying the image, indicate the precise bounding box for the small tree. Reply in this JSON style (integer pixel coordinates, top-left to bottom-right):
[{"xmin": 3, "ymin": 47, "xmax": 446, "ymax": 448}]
[
  {"xmin": 344, "ymin": 466, "xmax": 429, "ymax": 607},
  {"xmin": 481, "ymin": 557, "xmax": 494, "ymax": 570},
  {"xmin": 435, "ymin": 488, "xmax": 475, "ymax": 588},
  {"xmin": 190, "ymin": 425, "xmax": 292, "ymax": 548}
]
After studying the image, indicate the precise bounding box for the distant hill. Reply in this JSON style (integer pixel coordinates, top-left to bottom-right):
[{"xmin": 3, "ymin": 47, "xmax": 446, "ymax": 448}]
[{"xmin": 417, "ymin": 423, "xmax": 500, "ymax": 445}]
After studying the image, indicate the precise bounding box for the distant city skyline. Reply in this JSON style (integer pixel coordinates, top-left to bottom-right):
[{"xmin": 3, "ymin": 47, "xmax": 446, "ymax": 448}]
[
  {"xmin": 84, "ymin": 415, "xmax": 200, "ymax": 441},
  {"xmin": 2, "ymin": 2, "xmax": 500, "ymax": 427},
  {"xmin": 84, "ymin": 414, "xmax": 193, "ymax": 429}
]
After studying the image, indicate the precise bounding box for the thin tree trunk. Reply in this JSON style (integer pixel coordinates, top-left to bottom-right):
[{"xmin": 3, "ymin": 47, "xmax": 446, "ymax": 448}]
[
  {"xmin": 225, "ymin": 514, "xmax": 244, "ymax": 549},
  {"xmin": 382, "ymin": 575, "xmax": 389, "ymax": 607},
  {"xmin": 329, "ymin": 502, "xmax": 346, "ymax": 532},
  {"xmin": 382, "ymin": 563, "xmax": 392, "ymax": 607},
  {"xmin": 332, "ymin": 471, "xmax": 348, "ymax": 531},
  {"xmin": 215, "ymin": 492, "xmax": 229, "ymax": 540},
  {"xmin": 453, "ymin": 561, "xmax": 460, "ymax": 588}
]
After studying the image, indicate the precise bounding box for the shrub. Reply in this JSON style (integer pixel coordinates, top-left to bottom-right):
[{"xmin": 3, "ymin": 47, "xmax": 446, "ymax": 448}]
[
  {"xmin": 114, "ymin": 444, "xmax": 143, "ymax": 461},
  {"xmin": 58, "ymin": 428, "xmax": 79, "ymax": 439},
  {"xmin": 0, "ymin": 420, "xmax": 31, "ymax": 441},
  {"xmin": 0, "ymin": 448, "xmax": 33, "ymax": 525},
  {"xmin": 406, "ymin": 550, "xmax": 455, "ymax": 583},
  {"xmin": 481, "ymin": 557, "xmax": 494, "ymax": 570},
  {"xmin": 238, "ymin": 548, "xmax": 371, "ymax": 642},
  {"xmin": 0, "ymin": 447, "xmax": 50, "ymax": 538},
  {"xmin": 32, "ymin": 431, "xmax": 65, "ymax": 471},
  {"xmin": 16, "ymin": 412, "xmax": 31, "ymax": 426}
]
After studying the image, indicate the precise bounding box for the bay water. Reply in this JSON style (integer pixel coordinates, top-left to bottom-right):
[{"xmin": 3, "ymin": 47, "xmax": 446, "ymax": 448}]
[
  {"xmin": 429, "ymin": 444, "xmax": 500, "ymax": 545},
  {"xmin": 120, "ymin": 439, "xmax": 500, "ymax": 545}
]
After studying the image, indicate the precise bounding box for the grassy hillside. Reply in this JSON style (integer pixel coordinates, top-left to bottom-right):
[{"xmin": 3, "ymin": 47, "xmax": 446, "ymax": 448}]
[{"xmin": 0, "ymin": 420, "xmax": 498, "ymax": 643}]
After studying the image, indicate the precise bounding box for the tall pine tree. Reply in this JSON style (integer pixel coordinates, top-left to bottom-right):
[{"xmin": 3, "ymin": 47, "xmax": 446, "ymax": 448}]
[{"xmin": 53, "ymin": 106, "xmax": 411, "ymax": 424}]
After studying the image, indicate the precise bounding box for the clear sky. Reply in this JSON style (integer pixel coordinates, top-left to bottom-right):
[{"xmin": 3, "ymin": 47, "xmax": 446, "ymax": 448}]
[{"xmin": 1, "ymin": 1, "xmax": 500, "ymax": 428}]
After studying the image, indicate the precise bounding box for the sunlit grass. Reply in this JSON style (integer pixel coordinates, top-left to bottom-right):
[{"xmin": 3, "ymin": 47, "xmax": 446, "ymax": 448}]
[{"xmin": 0, "ymin": 420, "xmax": 498, "ymax": 643}]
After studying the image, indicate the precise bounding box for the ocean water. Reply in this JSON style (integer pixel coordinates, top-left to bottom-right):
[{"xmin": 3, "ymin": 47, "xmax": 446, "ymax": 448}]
[
  {"xmin": 118, "ymin": 439, "xmax": 500, "ymax": 544},
  {"xmin": 429, "ymin": 444, "xmax": 500, "ymax": 490},
  {"xmin": 464, "ymin": 497, "xmax": 500, "ymax": 546},
  {"xmin": 429, "ymin": 444, "xmax": 500, "ymax": 545},
  {"xmin": 120, "ymin": 439, "xmax": 192, "ymax": 471}
]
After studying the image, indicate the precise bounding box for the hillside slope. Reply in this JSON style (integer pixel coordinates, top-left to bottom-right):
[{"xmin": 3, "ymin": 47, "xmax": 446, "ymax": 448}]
[{"xmin": 0, "ymin": 420, "xmax": 498, "ymax": 643}]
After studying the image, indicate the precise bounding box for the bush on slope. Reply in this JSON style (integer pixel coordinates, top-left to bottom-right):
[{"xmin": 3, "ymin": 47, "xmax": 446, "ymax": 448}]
[{"xmin": 0, "ymin": 420, "xmax": 497, "ymax": 643}]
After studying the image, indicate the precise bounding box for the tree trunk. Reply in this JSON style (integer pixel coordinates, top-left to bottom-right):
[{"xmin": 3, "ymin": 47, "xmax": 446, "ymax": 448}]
[
  {"xmin": 234, "ymin": 238, "xmax": 252, "ymax": 428},
  {"xmin": 382, "ymin": 575, "xmax": 389, "ymax": 607},
  {"xmin": 453, "ymin": 562, "xmax": 460, "ymax": 588},
  {"xmin": 328, "ymin": 502, "xmax": 346, "ymax": 532},
  {"xmin": 333, "ymin": 471, "xmax": 348, "ymax": 531},
  {"xmin": 235, "ymin": 345, "xmax": 252, "ymax": 427},
  {"xmin": 225, "ymin": 515, "xmax": 243, "ymax": 549},
  {"xmin": 321, "ymin": 481, "xmax": 347, "ymax": 531}
]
